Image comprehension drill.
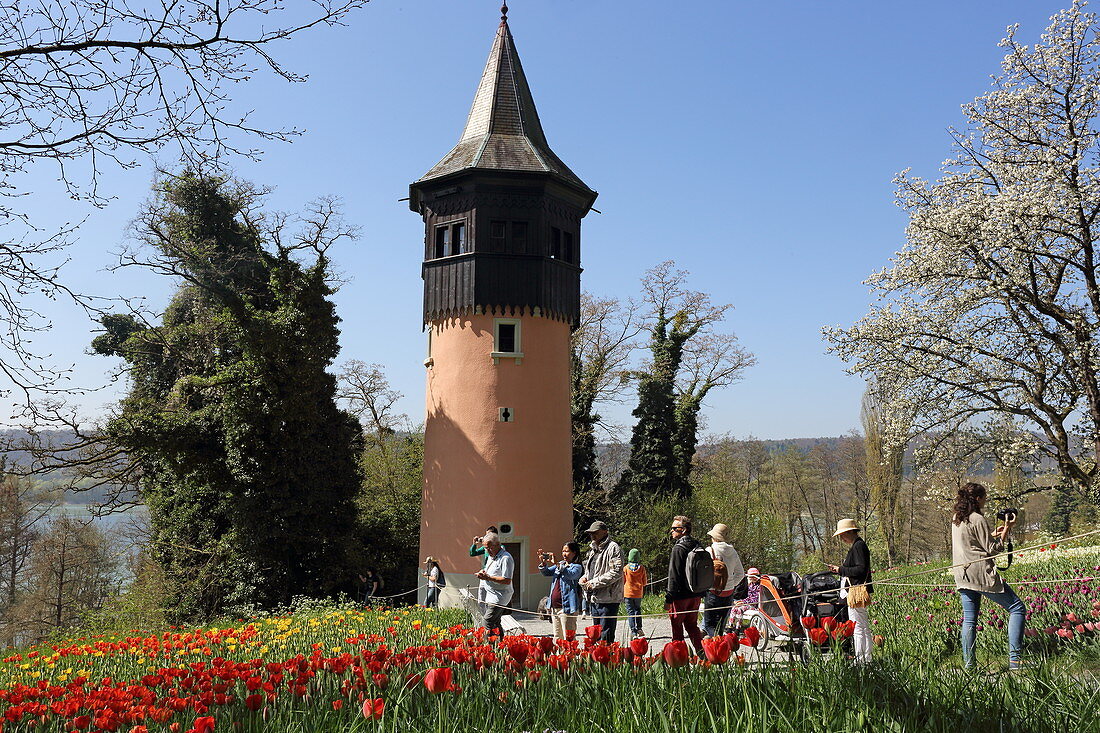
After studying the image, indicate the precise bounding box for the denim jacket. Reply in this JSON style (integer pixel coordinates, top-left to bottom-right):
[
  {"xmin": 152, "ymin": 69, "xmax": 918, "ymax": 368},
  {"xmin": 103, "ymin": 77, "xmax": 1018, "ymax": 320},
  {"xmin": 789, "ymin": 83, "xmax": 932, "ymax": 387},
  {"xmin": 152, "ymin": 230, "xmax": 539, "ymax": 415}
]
[{"xmin": 540, "ymin": 561, "xmax": 584, "ymax": 614}]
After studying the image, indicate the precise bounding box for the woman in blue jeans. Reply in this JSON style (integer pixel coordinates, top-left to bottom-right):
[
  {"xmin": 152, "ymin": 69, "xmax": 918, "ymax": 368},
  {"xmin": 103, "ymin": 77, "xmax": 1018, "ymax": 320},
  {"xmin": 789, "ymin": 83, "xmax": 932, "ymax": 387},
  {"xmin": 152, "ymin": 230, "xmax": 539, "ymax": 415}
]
[{"xmin": 951, "ymin": 482, "xmax": 1025, "ymax": 669}]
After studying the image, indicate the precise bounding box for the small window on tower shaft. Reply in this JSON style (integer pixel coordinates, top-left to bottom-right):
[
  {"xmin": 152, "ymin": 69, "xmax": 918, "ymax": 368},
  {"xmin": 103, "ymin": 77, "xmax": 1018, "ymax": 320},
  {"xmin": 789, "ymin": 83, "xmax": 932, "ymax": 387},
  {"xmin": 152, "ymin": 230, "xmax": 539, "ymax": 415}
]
[
  {"xmin": 563, "ymin": 232, "xmax": 574, "ymax": 263},
  {"xmin": 497, "ymin": 323, "xmax": 516, "ymax": 353},
  {"xmin": 491, "ymin": 319, "xmax": 523, "ymax": 364},
  {"xmin": 551, "ymin": 227, "xmax": 561, "ymax": 259}
]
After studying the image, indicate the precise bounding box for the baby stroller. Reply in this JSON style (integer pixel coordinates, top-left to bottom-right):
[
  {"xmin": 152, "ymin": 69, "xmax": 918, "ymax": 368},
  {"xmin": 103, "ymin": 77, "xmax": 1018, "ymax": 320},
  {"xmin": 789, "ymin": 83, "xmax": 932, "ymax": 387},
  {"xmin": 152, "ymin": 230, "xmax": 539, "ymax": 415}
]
[
  {"xmin": 801, "ymin": 571, "xmax": 850, "ymax": 653},
  {"xmin": 741, "ymin": 571, "xmax": 807, "ymax": 660}
]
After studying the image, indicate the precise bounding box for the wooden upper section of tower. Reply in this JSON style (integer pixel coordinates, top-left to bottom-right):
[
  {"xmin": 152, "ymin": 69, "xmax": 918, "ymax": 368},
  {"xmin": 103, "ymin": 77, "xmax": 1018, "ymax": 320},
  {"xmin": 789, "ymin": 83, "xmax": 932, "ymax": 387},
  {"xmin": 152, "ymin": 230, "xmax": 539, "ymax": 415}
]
[{"xmin": 409, "ymin": 10, "xmax": 598, "ymax": 325}]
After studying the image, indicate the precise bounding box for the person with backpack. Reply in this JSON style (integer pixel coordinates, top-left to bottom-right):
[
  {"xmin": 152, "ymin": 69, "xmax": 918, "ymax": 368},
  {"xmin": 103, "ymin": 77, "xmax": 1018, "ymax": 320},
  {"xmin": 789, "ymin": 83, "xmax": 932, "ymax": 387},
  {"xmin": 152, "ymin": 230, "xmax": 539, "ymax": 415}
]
[
  {"xmin": 665, "ymin": 515, "xmax": 708, "ymax": 657},
  {"xmin": 702, "ymin": 523, "xmax": 745, "ymax": 638},
  {"xmin": 421, "ymin": 557, "xmax": 446, "ymax": 608},
  {"xmin": 623, "ymin": 548, "xmax": 647, "ymax": 638}
]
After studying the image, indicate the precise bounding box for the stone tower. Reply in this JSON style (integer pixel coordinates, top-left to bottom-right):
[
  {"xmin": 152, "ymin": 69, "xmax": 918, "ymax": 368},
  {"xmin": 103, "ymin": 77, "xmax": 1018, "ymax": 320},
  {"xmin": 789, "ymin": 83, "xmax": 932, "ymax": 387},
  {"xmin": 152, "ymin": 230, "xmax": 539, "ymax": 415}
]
[{"xmin": 408, "ymin": 6, "xmax": 597, "ymax": 609}]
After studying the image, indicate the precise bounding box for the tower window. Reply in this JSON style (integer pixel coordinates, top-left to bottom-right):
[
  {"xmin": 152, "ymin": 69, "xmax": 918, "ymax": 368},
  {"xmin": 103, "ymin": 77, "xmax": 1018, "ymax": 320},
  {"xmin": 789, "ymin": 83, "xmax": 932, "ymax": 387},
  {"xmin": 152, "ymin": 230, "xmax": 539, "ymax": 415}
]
[
  {"xmin": 551, "ymin": 227, "xmax": 574, "ymax": 263},
  {"xmin": 492, "ymin": 319, "xmax": 523, "ymax": 363},
  {"xmin": 497, "ymin": 323, "xmax": 516, "ymax": 353},
  {"xmin": 453, "ymin": 222, "xmax": 466, "ymax": 254},
  {"xmin": 489, "ymin": 221, "xmax": 506, "ymax": 252},
  {"xmin": 511, "ymin": 221, "xmax": 527, "ymax": 253},
  {"xmin": 488, "ymin": 220, "xmax": 529, "ymax": 253},
  {"xmin": 434, "ymin": 221, "xmax": 467, "ymax": 258},
  {"xmin": 435, "ymin": 226, "xmax": 450, "ymax": 258}
]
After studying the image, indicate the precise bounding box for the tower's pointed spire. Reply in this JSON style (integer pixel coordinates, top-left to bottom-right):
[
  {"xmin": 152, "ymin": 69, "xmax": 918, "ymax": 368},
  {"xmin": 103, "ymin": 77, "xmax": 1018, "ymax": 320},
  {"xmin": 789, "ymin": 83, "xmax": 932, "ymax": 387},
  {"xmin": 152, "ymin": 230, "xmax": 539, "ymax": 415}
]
[{"xmin": 417, "ymin": 8, "xmax": 594, "ymax": 199}]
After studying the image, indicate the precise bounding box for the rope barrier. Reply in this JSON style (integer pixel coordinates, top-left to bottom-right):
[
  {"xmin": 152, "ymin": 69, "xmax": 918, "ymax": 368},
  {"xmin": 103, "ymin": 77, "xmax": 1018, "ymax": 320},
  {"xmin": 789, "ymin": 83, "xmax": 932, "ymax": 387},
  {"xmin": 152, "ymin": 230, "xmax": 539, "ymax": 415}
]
[
  {"xmin": 877, "ymin": 575, "xmax": 1100, "ymax": 589},
  {"xmin": 462, "ymin": 528, "xmax": 1100, "ymax": 624},
  {"xmin": 367, "ymin": 585, "xmax": 425, "ymax": 601}
]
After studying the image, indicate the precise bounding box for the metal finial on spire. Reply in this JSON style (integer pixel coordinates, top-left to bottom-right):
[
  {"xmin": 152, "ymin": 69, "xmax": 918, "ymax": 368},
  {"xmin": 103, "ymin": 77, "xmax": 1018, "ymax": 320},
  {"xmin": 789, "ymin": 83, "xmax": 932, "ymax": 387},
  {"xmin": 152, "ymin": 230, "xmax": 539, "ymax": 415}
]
[{"xmin": 501, "ymin": 2, "xmax": 508, "ymax": 22}]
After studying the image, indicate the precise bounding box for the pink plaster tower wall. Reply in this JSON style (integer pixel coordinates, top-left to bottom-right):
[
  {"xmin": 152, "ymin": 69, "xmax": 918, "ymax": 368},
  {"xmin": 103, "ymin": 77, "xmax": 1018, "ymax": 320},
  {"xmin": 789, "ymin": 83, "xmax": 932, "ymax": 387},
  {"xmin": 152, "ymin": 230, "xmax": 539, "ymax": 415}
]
[{"xmin": 421, "ymin": 311, "xmax": 573, "ymax": 609}]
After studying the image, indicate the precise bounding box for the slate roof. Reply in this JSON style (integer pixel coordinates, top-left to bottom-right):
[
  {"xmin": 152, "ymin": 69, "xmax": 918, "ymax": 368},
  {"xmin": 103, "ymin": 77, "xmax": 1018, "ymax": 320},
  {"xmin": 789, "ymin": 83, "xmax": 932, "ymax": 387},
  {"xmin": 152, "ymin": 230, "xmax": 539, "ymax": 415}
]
[{"xmin": 417, "ymin": 17, "xmax": 594, "ymax": 197}]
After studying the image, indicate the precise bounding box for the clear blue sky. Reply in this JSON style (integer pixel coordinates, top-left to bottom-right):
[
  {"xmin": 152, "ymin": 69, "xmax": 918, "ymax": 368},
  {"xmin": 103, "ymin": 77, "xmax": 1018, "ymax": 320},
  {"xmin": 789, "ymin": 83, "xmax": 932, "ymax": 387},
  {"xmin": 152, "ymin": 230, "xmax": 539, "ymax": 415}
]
[{"xmin": 10, "ymin": 0, "xmax": 1068, "ymax": 440}]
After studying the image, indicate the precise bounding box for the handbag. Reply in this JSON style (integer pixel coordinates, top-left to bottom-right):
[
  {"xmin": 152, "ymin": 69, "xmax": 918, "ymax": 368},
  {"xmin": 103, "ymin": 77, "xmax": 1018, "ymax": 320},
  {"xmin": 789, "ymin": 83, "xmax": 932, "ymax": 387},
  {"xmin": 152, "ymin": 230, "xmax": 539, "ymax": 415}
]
[
  {"xmin": 847, "ymin": 584, "xmax": 870, "ymax": 608},
  {"xmin": 843, "ymin": 575, "xmax": 871, "ymax": 608}
]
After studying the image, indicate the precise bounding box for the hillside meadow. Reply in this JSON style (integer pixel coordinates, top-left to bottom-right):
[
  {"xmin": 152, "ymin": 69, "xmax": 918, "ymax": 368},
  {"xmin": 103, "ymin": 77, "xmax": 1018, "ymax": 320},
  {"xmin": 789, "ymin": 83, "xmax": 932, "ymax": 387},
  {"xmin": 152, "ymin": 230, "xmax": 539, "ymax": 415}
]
[{"xmin": 4, "ymin": 544, "xmax": 1100, "ymax": 732}]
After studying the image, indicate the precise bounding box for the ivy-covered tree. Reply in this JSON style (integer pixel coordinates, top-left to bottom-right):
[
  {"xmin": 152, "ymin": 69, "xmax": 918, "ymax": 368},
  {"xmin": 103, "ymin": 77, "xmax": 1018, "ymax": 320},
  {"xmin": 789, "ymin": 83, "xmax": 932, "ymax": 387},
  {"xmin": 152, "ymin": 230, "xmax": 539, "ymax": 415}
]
[
  {"xmin": 91, "ymin": 171, "xmax": 362, "ymax": 619},
  {"xmin": 614, "ymin": 263, "xmax": 753, "ymax": 507}
]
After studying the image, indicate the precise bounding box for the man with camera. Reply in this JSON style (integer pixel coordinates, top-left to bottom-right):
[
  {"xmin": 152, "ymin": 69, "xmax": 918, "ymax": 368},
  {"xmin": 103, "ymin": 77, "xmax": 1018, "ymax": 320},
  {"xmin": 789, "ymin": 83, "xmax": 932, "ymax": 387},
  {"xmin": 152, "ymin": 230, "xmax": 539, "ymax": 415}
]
[{"xmin": 951, "ymin": 482, "xmax": 1026, "ymax": 670}]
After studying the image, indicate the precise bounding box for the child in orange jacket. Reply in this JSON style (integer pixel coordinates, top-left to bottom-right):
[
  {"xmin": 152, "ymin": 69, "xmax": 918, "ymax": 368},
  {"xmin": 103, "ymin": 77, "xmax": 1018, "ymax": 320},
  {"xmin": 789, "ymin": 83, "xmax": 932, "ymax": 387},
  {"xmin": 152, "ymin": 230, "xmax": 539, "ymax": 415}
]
[{"xmin": 623, "ymin": 548, "xmax": 647, "ymax": 638}]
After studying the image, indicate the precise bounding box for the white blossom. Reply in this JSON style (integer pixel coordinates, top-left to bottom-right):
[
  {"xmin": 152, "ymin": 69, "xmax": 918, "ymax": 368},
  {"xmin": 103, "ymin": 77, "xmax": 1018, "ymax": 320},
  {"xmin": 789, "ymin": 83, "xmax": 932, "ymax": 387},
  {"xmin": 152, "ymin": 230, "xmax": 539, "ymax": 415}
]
[{"xmin": 825, "ymin": 2, "xmax": 1100, "ymax": 496}]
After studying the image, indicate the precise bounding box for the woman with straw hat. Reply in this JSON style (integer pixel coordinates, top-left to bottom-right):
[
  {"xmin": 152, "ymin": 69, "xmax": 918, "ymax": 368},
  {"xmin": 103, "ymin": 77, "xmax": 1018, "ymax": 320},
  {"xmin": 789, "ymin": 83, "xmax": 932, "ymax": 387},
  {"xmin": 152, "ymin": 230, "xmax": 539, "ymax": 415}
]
[
  {"xmin": 702, "ymin": 523, "xmax": 744, "ymax": 638},
  {"xmin": 826, "ymin": 518, "xmax": 873, "ymax": 663}
]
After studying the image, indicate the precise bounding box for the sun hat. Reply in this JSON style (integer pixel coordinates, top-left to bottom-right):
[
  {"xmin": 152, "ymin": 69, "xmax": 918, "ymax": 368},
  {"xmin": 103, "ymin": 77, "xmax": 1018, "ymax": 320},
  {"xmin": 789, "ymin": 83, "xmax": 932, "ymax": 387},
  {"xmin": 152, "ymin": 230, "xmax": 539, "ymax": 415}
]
[
  {"xmin": 707, "ymin": 523, "xmax": 729, "ymax": 542},
  {"xmin": 832, "ymin": 518, "xmax": 860, "ymax": 537},
  {"xmin": 628, "ymin": 548, "xmax": 641, "ymax": 563},
  {"xmin": 746, "ymin": 567, "xmax": 760, "ymax": 577},
  {"xmin": 585, "ymin": 520, "xmax": 609, "ymax": 533},
  {"xmin": 424, "ymin": 556, "xmax": 437, "ymax": 564}
]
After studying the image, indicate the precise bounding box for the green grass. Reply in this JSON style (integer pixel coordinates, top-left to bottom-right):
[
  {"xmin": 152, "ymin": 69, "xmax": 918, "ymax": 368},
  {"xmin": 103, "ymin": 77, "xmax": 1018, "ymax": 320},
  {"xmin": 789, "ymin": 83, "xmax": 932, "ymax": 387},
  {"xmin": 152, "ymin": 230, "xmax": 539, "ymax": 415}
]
[{"xmin": 3, "ymin": 547, "xmax": 1100, "ymax": 732}]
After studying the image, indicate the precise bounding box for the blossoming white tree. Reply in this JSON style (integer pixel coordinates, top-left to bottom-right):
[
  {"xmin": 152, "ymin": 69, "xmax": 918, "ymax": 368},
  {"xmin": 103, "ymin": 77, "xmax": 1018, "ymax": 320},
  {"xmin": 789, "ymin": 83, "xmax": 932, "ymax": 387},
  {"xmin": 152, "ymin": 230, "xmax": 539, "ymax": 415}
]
[{"xmin": 826, "ymin": 3, "xmax": 1100, "ymax": 498}]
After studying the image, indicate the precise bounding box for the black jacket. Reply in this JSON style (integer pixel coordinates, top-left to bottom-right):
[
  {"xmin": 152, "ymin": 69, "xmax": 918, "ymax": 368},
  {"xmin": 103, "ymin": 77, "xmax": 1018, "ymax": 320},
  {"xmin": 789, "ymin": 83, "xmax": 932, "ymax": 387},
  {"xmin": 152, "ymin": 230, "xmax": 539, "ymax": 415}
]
[
  {"xmin": 839, "ymin": 537, "xmax": 874, "ymax": 594},
  {"xmin": 665, "ymin": 535, "xmax": 705, "ymax": 603}
]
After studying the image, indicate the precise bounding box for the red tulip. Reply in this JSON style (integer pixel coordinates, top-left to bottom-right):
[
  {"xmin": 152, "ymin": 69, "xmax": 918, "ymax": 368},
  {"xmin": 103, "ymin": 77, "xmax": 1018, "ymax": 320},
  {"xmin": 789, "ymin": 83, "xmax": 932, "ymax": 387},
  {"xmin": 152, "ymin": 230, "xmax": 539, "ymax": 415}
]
[
  {"xmin": 722, "ymin": 631, "xmax": 740, "ymax": 647},
  {"xmin": 361, "ymin": 698, "xmax": 384, "ymax": 720},
  {"xmin": 192, "ymin": 717, "xmax": 216, "ymax": 733},
  {"xmin": 332, "ymin": 700, "xmax": 344, "ymax": 711},
  {"xmin": 507, "ymin": 642, "xmax": 529, "ymax": 664},
  {"xmin": 423, "ymin": 667, "xmax": 454, "ymax": 694},
  {"xmin": 591, "ymin": 645, "xmax": 611, "ymax": 665},
  {"xmin": 662, "ymin": 640, "xmax": 690, "ymax": 667},
  {"xmin": 584, "ymin": 625, "xmax": 602, "ymax": 642},
  {"xmin": 808, "ymin": 628, "xmax": 829, "ymax": 645},
  {"xmin": 800, "ymin": 616, "xmax": 817, "ymax": 629},
  {"xmin": 244, "ymin": 694, "xmax": 262, "ymax": 712},
  {"xmin": 372, "ymin": 673, "xmax": 389, "ymax": 689},
  {"xmin": 629, "ymin": 637, "xmax": 649, "ymax": 656},
  {"xmin": 538, "ymin": 636, "xmax": 555, "ymax": 654},
  {"xmin": 740, "ymin": 627, "xmax": 760, "ymax": 647},
  {"xmin": 820, "ymin": 617, "xmax": 839, "ymax": 633},
  {"xmin": 702, "ymin": 636, "xmax": 731, "ymax": 664}
]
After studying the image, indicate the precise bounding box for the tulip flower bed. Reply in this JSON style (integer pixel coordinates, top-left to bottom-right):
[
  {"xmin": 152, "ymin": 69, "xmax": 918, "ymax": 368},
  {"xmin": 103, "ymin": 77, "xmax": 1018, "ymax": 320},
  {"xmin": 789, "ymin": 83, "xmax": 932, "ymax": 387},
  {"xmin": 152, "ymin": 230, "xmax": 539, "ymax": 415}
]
[{"xmin": 5, "ymin": 548, "xmax": 1100, "ymax": 733}]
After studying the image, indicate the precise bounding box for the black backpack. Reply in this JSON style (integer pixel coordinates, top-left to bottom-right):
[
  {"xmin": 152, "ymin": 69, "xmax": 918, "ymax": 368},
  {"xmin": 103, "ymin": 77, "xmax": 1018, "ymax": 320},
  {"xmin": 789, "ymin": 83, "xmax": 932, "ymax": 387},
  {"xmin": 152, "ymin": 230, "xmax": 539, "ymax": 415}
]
[
  {"xmin": 436, "ymin": 569, "xmax": 447, "ymax": 589},
  {"xmin": 685, "ymin": 543, "xmax": 715, "ymax": 594}
]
